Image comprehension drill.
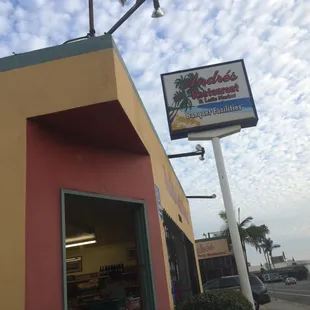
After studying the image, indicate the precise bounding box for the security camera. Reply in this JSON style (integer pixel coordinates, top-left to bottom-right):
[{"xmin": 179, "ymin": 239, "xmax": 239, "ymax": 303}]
[{"xmin": 196, "ymin": 144, "xmax": 203, "ymax": 152}]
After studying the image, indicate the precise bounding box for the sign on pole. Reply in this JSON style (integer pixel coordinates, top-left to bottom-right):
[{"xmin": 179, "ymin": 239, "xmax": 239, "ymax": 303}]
[
  {"xmin": 162, "ymin": 60, "xmax": 258, "ymax": 308},
  {"xmin": 161, "ymin": 60, "xmax": 258, "ymax": 140},
  {"xmin": 196, "ymin": 238, "xmax": 231, "ymax": 259}
]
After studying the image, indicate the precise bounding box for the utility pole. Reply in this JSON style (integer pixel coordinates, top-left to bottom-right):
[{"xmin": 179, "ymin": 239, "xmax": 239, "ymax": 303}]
[{"xmin": 188, "ymin": 125, "xmax": 255, "ymax": 309}]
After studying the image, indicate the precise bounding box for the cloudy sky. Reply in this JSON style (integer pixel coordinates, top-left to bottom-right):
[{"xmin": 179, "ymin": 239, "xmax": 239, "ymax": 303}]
[{"xmin": 1, "ymin": 0, "xmax": 310, "ymax": 265}]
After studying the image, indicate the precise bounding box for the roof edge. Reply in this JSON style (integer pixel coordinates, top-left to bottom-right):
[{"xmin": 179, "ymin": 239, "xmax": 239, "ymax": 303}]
[
  {"xmin": 0, "ymin": 35, "xmax": 114, "ymax": 72},
  {"xmin": 195, "ymin": 236, "xmax": 227, "ymax": 243}
]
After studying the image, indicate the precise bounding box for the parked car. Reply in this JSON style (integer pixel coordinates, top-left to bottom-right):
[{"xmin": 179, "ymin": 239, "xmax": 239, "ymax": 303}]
[
  {"xmin": 203, "ymin": 274, "xmax": 271, "ymax": 310},
  {"xmin": 285, "ymin": 277, "xmax": 297, "ymax": 285}
]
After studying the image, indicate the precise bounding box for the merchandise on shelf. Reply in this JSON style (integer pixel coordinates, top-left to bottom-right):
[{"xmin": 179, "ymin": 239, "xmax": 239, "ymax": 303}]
[{"xmin": 66, "ymin": 263, "xmax": 140, "ymax": 308}]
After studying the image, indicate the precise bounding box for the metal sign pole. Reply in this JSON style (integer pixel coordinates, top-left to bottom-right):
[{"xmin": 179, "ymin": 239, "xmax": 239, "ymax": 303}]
[{"xmin": 188, "ymin": 125, "xmax": 255, "ymax": 309}]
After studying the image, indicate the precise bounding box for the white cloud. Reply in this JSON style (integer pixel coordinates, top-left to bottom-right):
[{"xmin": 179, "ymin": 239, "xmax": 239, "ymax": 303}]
[{"xmin": 1, "ymin": 0, "xmax": 310, "ymax": 265}]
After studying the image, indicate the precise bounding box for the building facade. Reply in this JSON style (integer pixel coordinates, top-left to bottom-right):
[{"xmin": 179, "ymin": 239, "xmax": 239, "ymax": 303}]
[
  {"xmin": 0, "ymin": 35, "xmax": 201, "ymax": 310},
  {"xmin": 196, "ymin": 236, "xmax": 237, "ymax": 284}
]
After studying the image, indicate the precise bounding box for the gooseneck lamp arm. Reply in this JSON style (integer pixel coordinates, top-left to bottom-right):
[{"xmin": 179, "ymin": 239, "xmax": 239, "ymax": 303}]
[
  {"xmin": 64, "ymin": 0, "xmax": 164, "ymax": 44},
  {"xmin": 153, "ymin": 0, "xmax": 160, "ymax": 9},
  {"xmin": 106, "ymin": 0, "xmax": 146, "ymax": 35},
  {"xmin": 63, "ymin": 0, "xmax": 96, "ymax": 44},
  {"xmin": 167, "ymin": 146, "xmax": 205, "ymax": 160},
  {"xmin": 186, "ymin": 195, "xmax": 216, "ymax": 199},
  {"xmin": 88, "ymin": 0, "xmax": 96, "ymax": 37}
]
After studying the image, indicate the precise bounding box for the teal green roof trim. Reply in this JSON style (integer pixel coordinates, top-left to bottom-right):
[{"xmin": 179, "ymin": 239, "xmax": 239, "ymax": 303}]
[{"xmin": 0, "ymin": 35, "xmax": 114, "ymax": 72}]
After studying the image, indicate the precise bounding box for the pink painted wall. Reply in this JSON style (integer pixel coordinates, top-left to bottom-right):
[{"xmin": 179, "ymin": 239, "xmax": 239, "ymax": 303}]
[{"xmin": 26, "ymin": 122, "xmax": 169, "ymax": 310}]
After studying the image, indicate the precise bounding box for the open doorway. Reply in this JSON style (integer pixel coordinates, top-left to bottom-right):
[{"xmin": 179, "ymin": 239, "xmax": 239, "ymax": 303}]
[
  {"xmin": 61, "ymin": 190, "xmax": 156, "ymax": 310},
  {"xmin": 163, "ymin": 210, "xmax": 200, "ymax": 306}
]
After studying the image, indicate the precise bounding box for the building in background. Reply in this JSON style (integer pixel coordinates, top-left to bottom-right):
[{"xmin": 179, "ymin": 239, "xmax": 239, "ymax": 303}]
[
  {"xmin": 196, "ymin": 236, "xmax": 237, "ymax": 284},
  {"xmin": 249, "ymin": 258, "xmax": 310, "ymax": 282},
  {"xmin": 270, "ymin": 252, "xmax": 286, "ymax": 265},
  {"xmin": 271, "ymin": 255, "xmax": 285, "ymax": 265},
  {"xmin": 0, "ymin": 34, "xmax": 201, "ymax": 310}
]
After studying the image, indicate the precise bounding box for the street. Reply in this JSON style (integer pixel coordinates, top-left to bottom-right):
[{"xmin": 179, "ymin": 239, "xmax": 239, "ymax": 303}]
[{"xmin": 266, "ymin": 280, "xmax": 310, "ymax": 307}]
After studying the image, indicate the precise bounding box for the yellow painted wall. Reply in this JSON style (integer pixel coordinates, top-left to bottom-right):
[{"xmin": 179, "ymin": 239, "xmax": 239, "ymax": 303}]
[
  {"xmin": 66, "ymin": 242, "xmax": 136, "ymax": 276},
  {"xmin": 0, "ymin": 48, "xmax": 117, "ymax": 310},
  {"xmin": 113, "ymin": 51, "xmax": 203, "ymax": 305},
  {"xmin": 0, "ymin": 114, "xmax": 26, "ymax": 310},
  {"xmin": 0, "ymin": 41, "xmax": 201, "ymax": 309},
  {"xmin": 113, "ymin": 53, "xmax": 193, "ymax": 238},
  {"xmin": 3, "ymin": 49, "xmax": 117, "ymax": 118}
]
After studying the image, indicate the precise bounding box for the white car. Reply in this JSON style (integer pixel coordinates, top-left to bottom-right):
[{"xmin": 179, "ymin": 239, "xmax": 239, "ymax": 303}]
[{"xmin": 285, "ymin": 277, "xmax": 297, "ymax": 285}]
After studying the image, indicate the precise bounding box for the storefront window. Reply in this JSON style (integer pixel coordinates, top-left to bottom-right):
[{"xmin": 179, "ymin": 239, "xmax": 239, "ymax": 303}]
[{"xmin": 163, "ymin": 210, "xmax": 199, "ymax": 305}]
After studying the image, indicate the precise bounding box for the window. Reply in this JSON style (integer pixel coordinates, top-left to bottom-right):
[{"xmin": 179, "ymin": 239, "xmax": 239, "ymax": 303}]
[
  {"xmin": 219, "ymin": 277, "xmax": 239, "ymax": 288},
  {"xmin": 222, "ymin": 267, "xmax": 233, "ymax": 276},
  {"xmin": 213, "ymin": 257, "xmax": 222, "ymax": 268},
  {"xmin": 204, "ymin": 278, "xmax": 220, "ymax": 290},
  {"xmin": 224, "ymin": 256, "xmax": 232, "ymax": 267},
  {"xmin": 205, "ymin": 258, "xmax": 214, "ymax": 269},
  {"xmin": 249, "ymin": 275, "xmax": 264, "ymax": 286},
  {"xmin": 218, "ymin": 275, "xmax": 263, "ymax": 288}
]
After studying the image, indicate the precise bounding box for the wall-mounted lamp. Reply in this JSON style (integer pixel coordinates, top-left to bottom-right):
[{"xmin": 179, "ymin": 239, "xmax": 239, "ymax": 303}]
[
  {"xmin": 186, "ymin": 194, "xmax": 216, "ymax": 199},
  {"xmin": 167, "ymin": 144, "xmax": 205, "ymax": 160}
]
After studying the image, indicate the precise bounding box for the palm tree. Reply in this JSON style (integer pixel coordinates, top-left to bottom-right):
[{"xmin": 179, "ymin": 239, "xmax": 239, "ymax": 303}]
[
  {"xmin": 168, "ymin": 72, "xmax": 202, "ymax": 123},
  {"xmin": 219, "ymin": 210, "xmax": 269, "ymax": 270},
  {"xmin": 257, "ymin": 242, "xmax": 271, "ymax": 270},
  {"xmin": 259, "ymin": 237, "xmax": 281, "ymax": 269}
]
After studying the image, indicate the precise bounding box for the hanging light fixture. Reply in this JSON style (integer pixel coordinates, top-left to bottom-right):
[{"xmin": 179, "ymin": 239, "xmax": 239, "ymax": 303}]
[
  {"xmin": 152, "ymin": 0, "xmax": 164, "ymax": 18},
  {"xmin": 66, "ymin": 233, "xmax": 97, "ymax": 248},
  {"xmin": 64, "ymin": 0, "xmax": 165, "ymax": 43},
  {"xmin": 118, "ymin": 0, "xmax": 127, "ymax": 6}
]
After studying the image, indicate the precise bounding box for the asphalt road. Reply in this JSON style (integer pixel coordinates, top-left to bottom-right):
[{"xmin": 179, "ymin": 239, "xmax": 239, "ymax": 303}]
[{"xmin": 266, "ymin": 280, "xmax": 310, "ymax": 307}]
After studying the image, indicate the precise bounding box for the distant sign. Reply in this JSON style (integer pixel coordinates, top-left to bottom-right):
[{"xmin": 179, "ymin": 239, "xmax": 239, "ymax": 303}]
[
  {"xmin": 161, "ymin": 60, "xmax": 258, "ymax": 140},
  {"xmin": 195, "ymin": 238, "xmax": 231, "ymax": 259}
]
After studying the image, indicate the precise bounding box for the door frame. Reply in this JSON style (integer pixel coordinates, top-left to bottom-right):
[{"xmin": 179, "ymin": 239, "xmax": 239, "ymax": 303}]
[{"xmin": 60, "ymin": 189, "xmax": 157, "ymax": 310}]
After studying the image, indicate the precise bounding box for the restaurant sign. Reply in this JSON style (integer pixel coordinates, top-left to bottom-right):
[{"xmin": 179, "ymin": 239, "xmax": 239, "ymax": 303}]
[
  {"xmin": 196, "ymin": 239, "xmax": 231, "ymax": 260},
  {"xmin": 161, "ymin": 60, "xmax": 258, "ymax": 140}
]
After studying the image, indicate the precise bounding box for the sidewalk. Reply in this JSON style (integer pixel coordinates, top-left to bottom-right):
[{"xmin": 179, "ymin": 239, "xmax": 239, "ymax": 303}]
[{"xmin": 261, "ymin": 298, "xmax": 310, "ymax": 310}]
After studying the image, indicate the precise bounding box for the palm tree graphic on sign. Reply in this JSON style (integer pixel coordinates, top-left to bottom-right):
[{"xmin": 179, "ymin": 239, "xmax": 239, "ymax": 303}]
[{"xmin": 168, "ymin": 72, "xmax": 202, "ymax": 123}]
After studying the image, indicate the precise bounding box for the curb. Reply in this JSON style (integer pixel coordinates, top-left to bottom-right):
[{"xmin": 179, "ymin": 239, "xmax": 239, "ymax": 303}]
[
  {"xmin": 265, "ymin": 298, "xmax": 310, "ymax": 309},
  {"xmin": 271, "ymin": 297, "xmax": 304, "ymax": 305}
]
